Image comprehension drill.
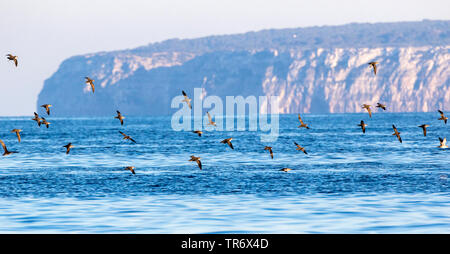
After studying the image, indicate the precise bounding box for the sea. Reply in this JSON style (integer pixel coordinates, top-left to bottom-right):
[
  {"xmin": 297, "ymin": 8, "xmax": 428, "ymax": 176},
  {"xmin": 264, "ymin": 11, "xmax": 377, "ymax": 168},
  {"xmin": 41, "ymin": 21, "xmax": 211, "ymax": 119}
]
[{"xmin": 0, "ymin": 113, "xmax": 448, "ymax": 233}]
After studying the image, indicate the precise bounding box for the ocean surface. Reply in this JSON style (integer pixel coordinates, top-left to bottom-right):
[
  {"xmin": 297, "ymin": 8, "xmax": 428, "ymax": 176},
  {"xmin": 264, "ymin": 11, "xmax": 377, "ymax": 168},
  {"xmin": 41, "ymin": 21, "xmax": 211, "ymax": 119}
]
[{"xmin": 0, "ymin": 113, "xmax": 449, "ymax": 233}]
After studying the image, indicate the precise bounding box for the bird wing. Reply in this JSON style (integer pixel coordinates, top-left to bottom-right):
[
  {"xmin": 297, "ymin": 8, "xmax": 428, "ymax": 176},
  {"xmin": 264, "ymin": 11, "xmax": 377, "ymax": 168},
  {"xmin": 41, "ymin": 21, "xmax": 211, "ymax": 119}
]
[
  {"xmin": 0, "ymin": 139, "xmax": 7, "ymax": 153},
  {"xmin": 130, "ymin": 137, "xmax": 136, "ymax": 143},
  {"xmin": 367, "ymin": 108, "xmax": 372, "ymax": 117},
  {"xmin": 423, "ymin": 127, "xmax": 427, "ymax": 137},
  {"xmin": 298, "ymin": 114, "xmax": 304, "ymax": 124},
  {"xmin": 207, "ymin": 112, "xmax": 213, "ymax": 123},
  {"xmin": 90, "ymin": 82, "xmax": 95, "ymax": 93},
  {"xmin": 120, "ymin": 118, "xmax": 124, "ymax": 125},
  {"xmin": 373, "ymin": 64, "xmax": 377, "ymax": 75},
  {"xmin": 197, "ymin": 160, "xmax": 202, "ymax": 170},
  {"xmin": 269, "ymin": 149, "xmax": 273, "ymax": 159},
  {"xmin": 294, "ymin": 141, "xmax": 299, "ymax": 147},
  {"xmin": 182, "ymin": 90, "xmax": 187, "ymax": 97},
  {"xmin": 228, "ymin": 141, "xmax": 234, "ymax": 149},
  {"xmin": 438, "ymin": 110, "xmax": 444, "ymax": 116},
  {"xmin": 119, "ymin": 131, "xmax": 126, "ymax": 137},
  {"xmin": 16, "ymin": 132, "xmax": 21, "ymax": 143},
  {"xmin": 14, "ymin": 58, "xmax": 18, "ymax": 67}
]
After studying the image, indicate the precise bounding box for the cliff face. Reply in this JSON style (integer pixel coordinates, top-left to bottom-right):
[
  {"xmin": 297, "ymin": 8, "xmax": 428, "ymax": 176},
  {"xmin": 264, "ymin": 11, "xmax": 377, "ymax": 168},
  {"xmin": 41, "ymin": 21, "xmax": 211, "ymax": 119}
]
[{"xmin": 37, "ymin": 21, "xmax": 450, "ymax": 116}]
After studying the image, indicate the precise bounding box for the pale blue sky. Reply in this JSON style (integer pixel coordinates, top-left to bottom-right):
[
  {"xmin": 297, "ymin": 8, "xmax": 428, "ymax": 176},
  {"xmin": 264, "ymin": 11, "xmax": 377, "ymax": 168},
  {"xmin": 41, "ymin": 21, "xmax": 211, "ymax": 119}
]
[{"xmin": 0, "ymin": 0, "xmax": 449, "ymax": 116}]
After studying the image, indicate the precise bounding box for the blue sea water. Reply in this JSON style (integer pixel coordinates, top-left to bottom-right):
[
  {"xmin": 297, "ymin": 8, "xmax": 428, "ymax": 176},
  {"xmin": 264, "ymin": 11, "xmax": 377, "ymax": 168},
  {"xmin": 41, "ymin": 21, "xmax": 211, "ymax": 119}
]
[{"xmin": 0, "ymin": 113, "xmax": 449, "ymax": 233}]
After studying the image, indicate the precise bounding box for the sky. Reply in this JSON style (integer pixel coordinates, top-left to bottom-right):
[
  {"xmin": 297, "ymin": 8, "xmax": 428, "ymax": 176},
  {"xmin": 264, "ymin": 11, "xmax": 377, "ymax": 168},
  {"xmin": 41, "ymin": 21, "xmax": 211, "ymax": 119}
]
[{"xmin": 0, "ymin": 0, "xmax": 449, "ymax": 116}]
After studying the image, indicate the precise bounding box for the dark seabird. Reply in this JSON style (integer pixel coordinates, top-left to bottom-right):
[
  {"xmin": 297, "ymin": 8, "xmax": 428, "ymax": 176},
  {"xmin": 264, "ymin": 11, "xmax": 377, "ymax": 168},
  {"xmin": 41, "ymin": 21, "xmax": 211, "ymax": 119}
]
[
  {"xmin": 85, "ymin": 77, "xmax": 95, "ymax": 93},
  {"xmin": 298, "ymin": 114, "xmax": 309, "ymax": 129},
  {"xmin": 41, "ymin": 104, "xmax": 52, "ymax": 115},
  {"xmin": 207, "ymin": 111, "xmax": 216, "ymax": 126},
  {"xmin": 119, "ymin": 131, "xmax": 136, "ymax": 143},
  {"xmin": 392, "ymin": 125, "xmax": 402, "ymax": 143},
  {"xmin": 11, "ymin": 129, "xmax": 22, "ymax": 143},
  {"xmin": 6, "ymin": 54, "xmax": 18, "ymax": 67},
  {"xmin": 32, "ymin": 112, "xmax": 42, "ymax": 126},
  {"xmin": 0, "ymin": 139, "xmax": 18, "ymax": 156},
  {"xmin": 264, "ymin": 146, "xmax": 273, "ymax": 159},
  {"xmin": 376, "ymin": 103, "xmax": 387, "ymax": 110},
  {"xmin": 293, "ymin": 142, "xmax": 308, "ymax": 154},
  {"xmin": 124, "ymin": 166, "xmax": 136, "ymax": 174},
  {"xmin": 438, "ymin": 137, "xmax": 448, "ymax": 148},
  {"xmin": 280, "ymin": 168, "xmax": 293, "ymax": 172},
  {"xmin": 368, "ymin": 61, "xmax": 378, "ymax": 75},
  {"xmin": 182, "ymin": 90, "xmax": 192, "ymax": 109},
  {"xmin": 418, "ymin": 124, "xmax": 429, "ymax": 137},
  {"xmin": 362, "ymin": 104, "xmax": 372, "ymax": 118},
  {"xmin": 41, "ymin": 117, "xmax": 51, "ymax": 128},
  {"xmin": 115, "ymin": 110, "xmax": 125, "ymax": 125},
  {"xmin": 358, "ymin": 120, "xmax": 368, "ymax": 133},
  {"xmin": 193, "ymin": 130, "xmax": 203, "ymax": 137},
  {"xmin": 63, "ymin": 143, "xmax": 74, "ymax": 154},
  {"xmin": 438, "ymin": 110, "xmax": 448, "ymax": 124},
  {"xmin": 221, "ymin": 138, "xmax": 234, "ymax": 150},
  {"xmin": 189, "ymin": 155, "xmax": 202, "ymax": 170}
]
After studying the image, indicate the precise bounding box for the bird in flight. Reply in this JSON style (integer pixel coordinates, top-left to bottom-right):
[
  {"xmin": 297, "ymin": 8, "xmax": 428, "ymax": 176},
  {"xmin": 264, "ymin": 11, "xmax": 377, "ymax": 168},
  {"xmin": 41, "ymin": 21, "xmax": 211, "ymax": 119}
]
[
  {"xmin": 418, "ymin": 124, "xmax": 429, "ymax": 137},
  {"xmin": 438, "ymin": 110, "xmax": 447, "ymax": 124},
  {"xmin": 182, "ymin": 90, "xmax": 192, "ymax": 109},
  {"xmin": 293, "ymin": 142, "xmax": 308, "ymax": 154},
  {"xmin": 41, "ymin": 118, "xmax": 51, "ymax": 128},
  {"xmin": 32, "ymin": 112, "xmax": 42, "ymax": 127},
  {"xmin": 376, "ymin": 103, "xmax": 387, "ymax": 111},
  {"xmin": 368, "ymin": 61, "xmax": 378, "ymax": 75},
  {"xmin": 438, "ymin": 137, "xmax": 448, "ymax": 149},
  {"xmin": 358, "ymin": 120, "xmax": 368, "ymax": 134},
  {"xmin": 124, "ymin": 166, "xmax": 136, "ymax": 174},
  {"xmin": 392, "ymin": 125, "xmax": 402, "ymax": 143},
  {"xmin": 298, "ymin": 114, "xmax": 310, "ymax": 129},
  {"xmin": 207, "ymin": 111, "xmax": 216, "ymax": 127},
  {"xmin": 280, "ymin": 168, "xmax": 293, "ymax": 172},
  {"xmin": 85, "ymin": 77, "xmax": 95, "ymax": 93},
  {"xmin": 6, "ymin": 54, "xmax": 18, "ymax": 67},
  {"xmin": 115, "ymin": 110, "xmax": 125, "ymax": 125},
  {"xmin": 41, "ymin": 104, "xmax": 52, "ymax": 115},
  {"xmin": 0, "ymin": 139, "xmax": 18, "ymax": 156},
  {"xmin": 11, "ymin": 129, "xmax": 22, "ymax": 143},
  {"xmin": 193, "ymin": 130, "xmax": 203, "ymax": 137},
  {"xmin": 221, "ymin": 138, "xmax": 234, "ymax": 150},
  {"xmin": 362, "ymin": 104, "xmax": 372, "ymax": 118},
  {"xmin": 63, "ymin": 143, "xmax": 74, "ymax": 154},
  {"xmin": 189, "ymin": 155, "xmax": 202, "ymax": 170},
  {"xmin": 119, "ymin": 131, "xmax": 136, "ymax": 143},
  {"xmin": 264, "ymin": 146, "xmax": 273, "ymax": 159}
]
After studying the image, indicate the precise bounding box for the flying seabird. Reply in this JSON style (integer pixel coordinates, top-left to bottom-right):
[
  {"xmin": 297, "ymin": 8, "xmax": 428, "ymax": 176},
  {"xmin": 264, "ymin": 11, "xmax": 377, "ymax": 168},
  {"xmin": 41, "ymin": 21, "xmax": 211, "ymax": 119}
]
[
  {"xmin": 358, "ymin": 120, "xmax": 368, "ymax": 134},
  {"xmin": 418, "ymin": 124, "xmax": 429, "ymax": 137},
  {"xmin": 6, "ymin": 54, "xmax": 18, "ymax": 67},
  {"xmin": 221, "ymin": 138, "xmax": 234, "ymax": 150},
  {"xmin": 189, "ymin": 155, "xmax": 202, "ymax": 170},
  {"xmin": 0, "ymin": 139, "xmax": 18, "ymax": 156},
  {"xmin": 207, "ymin": 111, "xmax": 216, "ymax": 126},
  {"xmin": 438, "ymin": 137, "xmax": 448, "ymax": 148},
  {"xmin": 115, "ymin": 110, "xmax": 125, "ymax": 125},
  {"xmin": 264, "ymin": 146, "xmax": 273, "ymax": 159},
  {"xmin": 85, "ymin": 77, "xmax": 95, "ymax": 93},
  {"xmin": 11, "ymin": 129, "xmax": 22, "ymax": 143},
  {"xmin": 376, "ymin": 103, "xmax": 387, "ymax": 110},
  {"xmin": 298, "ymin": 114, "xmax": 309, "ymax": 129},
  {"xmin": 293, "ymin": 142, "xmax": 307, "ymax": 154},
  {"xmin": 40, "ymin": 104, "xmax": 52, "ymax": 115},
  {"xmin": 193, "ymin": 130, "xmax": 203, "ymax": 137},
  {"xmin": 41, "ymin": 117, "xmax": 51, "ymax": 128},
  {"xmin": 182, "ymin": 90, "xmax": 192, "ymax": 109},
  {"xmin": 438, "ymin": 110, "xmax": 448, "ymax": 124},
  {"xmin": 392, "ymin": 125, "xmax": 402, "ymax": 143},
  {"xmin": 63, "ymin": 143, "xmax": 74, "ymax": 154},
  {"xmin": 362, "ymin": 104, "xmax": 372, "ymax": 118},
  {"xmin": 279, "ymin": 168, "xmax": 293, "ymax": 172},
  {"xmin": 124, "ymin": 166, "xmax": 136, "ymax": 174},
  {"xmin": 32, "ymin": 112, "xmax": 42, "ymax": 126},
  {"xmin": 368, "ymin": 61, "xmax": 378, "ymax": 75},
  {"xmin": 119, "ymin": 131, "xmax": 136, "ymax": 143}
]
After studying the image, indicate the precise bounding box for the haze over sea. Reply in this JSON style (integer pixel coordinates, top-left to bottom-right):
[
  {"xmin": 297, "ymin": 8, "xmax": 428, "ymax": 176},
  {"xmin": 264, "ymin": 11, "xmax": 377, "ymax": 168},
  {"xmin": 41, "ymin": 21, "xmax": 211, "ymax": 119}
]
[{"xmin": 0, "ymin": 113, "xmax": 449, "ymax": 233}]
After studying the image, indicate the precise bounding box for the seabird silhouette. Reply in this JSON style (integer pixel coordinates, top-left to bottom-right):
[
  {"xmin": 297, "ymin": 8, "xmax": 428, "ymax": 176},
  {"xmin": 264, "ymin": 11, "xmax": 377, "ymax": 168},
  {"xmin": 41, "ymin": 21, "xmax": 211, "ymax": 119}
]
[
  {"xmin": 41, "ymin": 117, "xmax": 51, "ymax": 128},
  {"xmin": 207, "ymin": 111, "xmax": 216, "ymax": 127},
  {"xmin": 182, "ymin": 90, "xmax": 192, "ymax": 109},
  {"xmin": 11, "ymin": 129, "xmax": 22, "ymax": 143},
  {"xmin": 293, "ymin": 142, "xmax": 308, "ymax": 154},
  {"xmin": 85, "ymin": 77, "xmax": 95, "ymax": 93},
  {"xmin": 6, "ymin": 54, "xmax": 18, "ymax": 67},
  {"xmin": 368, "ymin": 61, "xmax": 378, "ymax": 75},
  {"xmin": 189, "ymin": 155, "xmax": 202, "ymax": 170},
  {"xmin": 119, "ymin": 131, "xmax": 136, "ymax": 143},
  {"xmin": 63, "ymin": 143, "xmax": 74, "ymax": 154},
  {"xmin": 362, "ymin": 104, "xmax": 372, "ymax": 118},
  {"xmin": 418, "ymin": 124, "xmax": 429, "ymax": 137},
  {"xmin": 0, "ymin": 139, "xmax": 18, "ymax": 156},
  {"xmin": 124, "ymin": 166, "xmax": 136, "ymax": 174},
  {"xmin": 32, "ymin": 112, "xmax": 42, "ymax": 127},
  {"xmin": 115, "ymin": 110, "xmax": 125, "ymax": 125},
  {"xmin": 438, "ymin": 137, "xmax": 448, "ymax": 148},
  {"xmin": 376, "ymin": 103, "xmax": 387, "ymax": 110},
  {"xmin": 298, "ymin": 114, "xmax": 310, "ymax": 129},
  {"xmin": 358, "ymin": 120, "xmax": 368, "ymax": 133},
  {"xmin": 221, "ymin": 138, "xmax": 234, "ymax": 150},
  {"xmin": 193, "ymin": 130, "xmax": 203, "ymax": 137},
  {"xmin": 40, "ymin": 104, "xmax": 52, "ymax": 115},
  {"xmin": 264, "ymin": 146, "xmax": 273, "ymax": 159},
  {"xmin": 438, "ymin": 110, "xmax": 448, "ymax": 124},
  {"xmin": 280, "ymin": 168, "xmax": 292, "ymax": 172},
  {"xmin": 392, "ymin": 125, "xmax": 402, "ymax": 143}
]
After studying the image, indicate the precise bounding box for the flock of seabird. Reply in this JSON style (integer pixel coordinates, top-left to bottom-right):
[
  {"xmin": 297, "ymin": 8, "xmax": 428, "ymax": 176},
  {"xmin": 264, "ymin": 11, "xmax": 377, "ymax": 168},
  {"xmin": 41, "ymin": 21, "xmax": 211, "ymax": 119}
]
[{"xmin": 1, "ymin": 55, "xmax": 448, "ymax": 174}]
